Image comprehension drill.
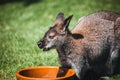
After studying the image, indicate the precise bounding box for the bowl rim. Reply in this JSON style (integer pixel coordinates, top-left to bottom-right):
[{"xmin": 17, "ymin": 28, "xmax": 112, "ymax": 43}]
[{"xmin": 16, "ymin": 66, "xmax": 75, "ymax": 79}]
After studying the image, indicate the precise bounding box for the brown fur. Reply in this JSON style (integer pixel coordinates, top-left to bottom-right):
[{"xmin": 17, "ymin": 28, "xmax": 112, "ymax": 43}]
[{"xmin": 37, "ymin": 11, "xmax": 120, "ymax": 80}]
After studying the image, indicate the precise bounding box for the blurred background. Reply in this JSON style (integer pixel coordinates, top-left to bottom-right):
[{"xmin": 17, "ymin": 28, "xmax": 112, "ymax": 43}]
[{"xmin": 0, "ymin": 0, "xmax": 120, "ymax": 80}]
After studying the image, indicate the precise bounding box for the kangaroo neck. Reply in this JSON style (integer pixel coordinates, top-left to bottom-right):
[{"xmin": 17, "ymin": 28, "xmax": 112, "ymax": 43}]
[{"xmin": 60, "ymin": 34, "xmax": 75, "ymax": 55}]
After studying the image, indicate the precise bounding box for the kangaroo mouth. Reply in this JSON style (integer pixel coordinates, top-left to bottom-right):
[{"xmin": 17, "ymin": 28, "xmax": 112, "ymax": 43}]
[
  {"xmin": 42, "ymin": 45, "xmax": 56, "ymax": 51},
  {"xmin": 43, "ymin": 47, "xmax": 50, "ymax": 51},
  {"xmin": 37, "ymin": 43, "xmax": 50, "ymax": 51}
]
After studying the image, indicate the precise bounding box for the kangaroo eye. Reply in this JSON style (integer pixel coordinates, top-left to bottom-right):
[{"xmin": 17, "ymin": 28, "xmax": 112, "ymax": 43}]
[{"xmin": 49, "ymin": 35, "xmax": 54, "ymax": 39}]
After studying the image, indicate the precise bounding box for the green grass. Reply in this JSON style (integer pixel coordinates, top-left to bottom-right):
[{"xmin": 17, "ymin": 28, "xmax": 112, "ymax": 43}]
[{"xmin": 0, "ymin": 0, "xmax": 120, "ymax": 80}]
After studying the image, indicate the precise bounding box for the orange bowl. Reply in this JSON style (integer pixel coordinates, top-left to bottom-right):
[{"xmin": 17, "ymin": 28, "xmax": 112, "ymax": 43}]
[{"xmin": 16, "ymin": 66, "xmax": 76, "ymax": 80}]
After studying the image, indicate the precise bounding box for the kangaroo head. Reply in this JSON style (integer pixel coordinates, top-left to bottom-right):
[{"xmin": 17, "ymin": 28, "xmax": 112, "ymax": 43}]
[{"xmin": 37, "ymin": 12, "xmax": 73, "ymax": 51}]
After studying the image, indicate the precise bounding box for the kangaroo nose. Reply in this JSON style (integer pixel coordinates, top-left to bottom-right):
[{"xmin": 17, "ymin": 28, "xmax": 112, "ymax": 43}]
[{"xmin": 37, "ymin": 40, "xmax": 43, "ymax": 48}]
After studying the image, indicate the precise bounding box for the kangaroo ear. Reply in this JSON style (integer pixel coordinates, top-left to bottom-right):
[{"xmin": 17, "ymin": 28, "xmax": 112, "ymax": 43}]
[
  {"xmin": 63, "ymin": 15, "xmax": 73, "ymax": 30},
  {"xmin": 56, "ymin": 12, "xmax": 64, "ymax": 20},
  {"xmin": 60, "ymin": 15, "xmax": 73, "ymax": 35}
]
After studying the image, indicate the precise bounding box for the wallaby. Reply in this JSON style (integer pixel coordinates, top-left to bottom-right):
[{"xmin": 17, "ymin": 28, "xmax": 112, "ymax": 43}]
[{"xmin": 37, "ymin": 11, "xmax": 120, "ymax": 80}]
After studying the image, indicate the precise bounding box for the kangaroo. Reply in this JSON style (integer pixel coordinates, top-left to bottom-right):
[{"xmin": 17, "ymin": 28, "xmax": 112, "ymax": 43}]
[{"xmin": 37, "ymin": 11, "xmax": 120, "ymax": 80}]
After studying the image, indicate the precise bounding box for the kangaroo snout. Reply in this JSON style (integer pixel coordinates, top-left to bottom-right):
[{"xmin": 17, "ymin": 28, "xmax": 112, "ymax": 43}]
[{"xmin": 37, "ymin": 40, "xmax": 43, "ymax": 49}]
